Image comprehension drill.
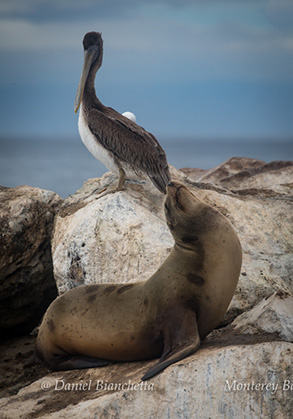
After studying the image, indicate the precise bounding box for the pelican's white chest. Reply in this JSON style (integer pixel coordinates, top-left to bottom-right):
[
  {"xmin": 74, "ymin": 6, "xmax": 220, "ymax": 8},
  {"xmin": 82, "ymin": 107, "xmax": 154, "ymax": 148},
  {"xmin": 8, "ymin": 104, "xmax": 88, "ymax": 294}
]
[{"xmin": 78, "ymin": 104, "xmax": 119, "ymax": 174}]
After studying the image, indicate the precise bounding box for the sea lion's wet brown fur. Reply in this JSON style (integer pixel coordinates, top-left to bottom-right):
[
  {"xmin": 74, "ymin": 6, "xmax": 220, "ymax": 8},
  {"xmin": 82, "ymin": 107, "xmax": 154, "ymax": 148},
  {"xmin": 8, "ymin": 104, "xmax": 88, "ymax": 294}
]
[{"xmin": 28, "ymin": 182, "xmax": 242, "ymax": 380}]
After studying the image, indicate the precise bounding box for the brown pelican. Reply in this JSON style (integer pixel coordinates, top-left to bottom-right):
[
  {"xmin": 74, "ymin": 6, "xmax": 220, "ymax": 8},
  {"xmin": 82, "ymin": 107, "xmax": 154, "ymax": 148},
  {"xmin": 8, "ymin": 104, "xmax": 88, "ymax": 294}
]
[{"xmin": 74, "ymin": 31, "xmax": 171, "ymax": 195}]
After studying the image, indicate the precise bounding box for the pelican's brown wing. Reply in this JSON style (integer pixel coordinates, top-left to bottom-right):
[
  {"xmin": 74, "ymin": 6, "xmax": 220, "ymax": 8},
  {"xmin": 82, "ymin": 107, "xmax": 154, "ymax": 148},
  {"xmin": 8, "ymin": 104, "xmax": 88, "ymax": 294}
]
[{"xmin": 87, "ymin": 107, "xmax": 171, "ymax": 193}]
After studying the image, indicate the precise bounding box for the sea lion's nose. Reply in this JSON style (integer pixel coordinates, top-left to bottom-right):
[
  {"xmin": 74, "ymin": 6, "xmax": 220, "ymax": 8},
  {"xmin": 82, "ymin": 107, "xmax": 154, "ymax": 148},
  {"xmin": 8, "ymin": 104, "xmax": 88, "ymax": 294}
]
[{"xmin": 168, "ymin": 181, "xmax": 174, "ymax": 187}]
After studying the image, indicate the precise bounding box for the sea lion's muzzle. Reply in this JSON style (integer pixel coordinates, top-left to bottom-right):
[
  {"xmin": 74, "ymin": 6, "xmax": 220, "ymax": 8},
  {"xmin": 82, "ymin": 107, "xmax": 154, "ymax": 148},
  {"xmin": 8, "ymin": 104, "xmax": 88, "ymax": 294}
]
[{"xmin": 166, "ymin": 181, "xmax": 188, "ymax": 212}]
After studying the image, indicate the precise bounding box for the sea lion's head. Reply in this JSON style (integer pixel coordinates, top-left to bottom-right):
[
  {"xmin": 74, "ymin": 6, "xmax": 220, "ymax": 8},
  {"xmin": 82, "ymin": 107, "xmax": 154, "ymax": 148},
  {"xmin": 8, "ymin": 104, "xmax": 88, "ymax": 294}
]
[{"xmin": 164, "ymin": 181, "xmax": 211, "ymax": 247}]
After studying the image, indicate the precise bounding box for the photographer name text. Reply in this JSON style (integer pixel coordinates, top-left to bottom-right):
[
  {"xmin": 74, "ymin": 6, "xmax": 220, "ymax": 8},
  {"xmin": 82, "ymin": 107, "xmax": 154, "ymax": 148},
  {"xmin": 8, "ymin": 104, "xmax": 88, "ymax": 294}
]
[{"xmin": 41, "ymin": 379, "xmax": 154, "ymax": 392}]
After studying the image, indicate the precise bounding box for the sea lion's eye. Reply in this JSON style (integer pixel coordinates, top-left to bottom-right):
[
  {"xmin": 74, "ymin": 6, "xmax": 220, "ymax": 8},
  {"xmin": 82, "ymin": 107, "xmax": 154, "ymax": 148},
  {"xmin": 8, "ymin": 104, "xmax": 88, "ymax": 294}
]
[{"xmin": 182, "ymin": 236, "xmax": 198, "ymax": 243}]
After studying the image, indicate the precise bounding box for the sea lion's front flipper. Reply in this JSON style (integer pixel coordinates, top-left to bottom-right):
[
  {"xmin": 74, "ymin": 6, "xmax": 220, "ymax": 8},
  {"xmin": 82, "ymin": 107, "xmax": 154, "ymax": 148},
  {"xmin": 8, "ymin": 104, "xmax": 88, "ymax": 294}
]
[{"xmin": 141, "ymin": 308, "xmax": 200, "ymax": 381}]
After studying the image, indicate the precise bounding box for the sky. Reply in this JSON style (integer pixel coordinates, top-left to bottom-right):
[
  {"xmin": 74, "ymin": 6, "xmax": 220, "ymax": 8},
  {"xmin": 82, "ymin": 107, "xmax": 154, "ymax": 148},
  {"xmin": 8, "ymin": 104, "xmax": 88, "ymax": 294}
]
[{"xmin": 0, "ymin": 0, "xmax": 293, "ymax": 140}]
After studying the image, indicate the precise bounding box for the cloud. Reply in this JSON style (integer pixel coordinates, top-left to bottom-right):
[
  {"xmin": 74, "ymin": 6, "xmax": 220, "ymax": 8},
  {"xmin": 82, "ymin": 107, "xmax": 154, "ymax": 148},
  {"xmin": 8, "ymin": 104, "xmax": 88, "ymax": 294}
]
[
  {"xmin": 265, "ymin": 0, "xmax": 293, "ymax": 28},
  {"xmin": 0, "ymin": 1, "xmax": 292, "ymax": 90},
  {"xmin": 0, "ymin": 0, "xmax": 139, "ymax": 22},
  {"xmin": 0, "ymin": 18, "xmax": 80, "ymax": 51},
  {"xmin": 1, "ymin": 3, "xmax": 291, "ymax": 55},
  {"xmin": 0, "ymin": 0, "xmax": 257, "ymax": 20},
  {"xmin": 0, "ymin": 1, "xmax": 292, "ymax": 139}
]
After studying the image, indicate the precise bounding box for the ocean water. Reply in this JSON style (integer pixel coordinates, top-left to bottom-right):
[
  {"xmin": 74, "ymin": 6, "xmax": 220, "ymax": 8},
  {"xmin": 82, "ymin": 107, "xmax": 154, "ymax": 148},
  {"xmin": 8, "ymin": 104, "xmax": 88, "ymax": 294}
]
[{"xmin": 0, "ymin": 137, "xmax": 292, "ymax": 198}]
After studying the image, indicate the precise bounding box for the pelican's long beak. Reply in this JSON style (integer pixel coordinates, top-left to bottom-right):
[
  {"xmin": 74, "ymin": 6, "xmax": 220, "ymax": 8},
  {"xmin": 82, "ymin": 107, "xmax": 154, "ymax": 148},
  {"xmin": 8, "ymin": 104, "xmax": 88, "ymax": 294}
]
[{"xmin": 74, "ymin": 47, "xmax": 98, "ymax": 113}]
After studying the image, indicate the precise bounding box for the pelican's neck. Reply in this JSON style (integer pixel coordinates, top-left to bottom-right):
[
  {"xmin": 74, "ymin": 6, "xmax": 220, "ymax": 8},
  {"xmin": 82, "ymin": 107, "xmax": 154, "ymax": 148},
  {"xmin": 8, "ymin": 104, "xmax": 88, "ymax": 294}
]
[
  {"xmin": 83, "ymin": 67, "xmax": 104, "ymax": 110},
  {"xmin": 84, "ymin": 68, "xmax": 97, "ymax": 99}
]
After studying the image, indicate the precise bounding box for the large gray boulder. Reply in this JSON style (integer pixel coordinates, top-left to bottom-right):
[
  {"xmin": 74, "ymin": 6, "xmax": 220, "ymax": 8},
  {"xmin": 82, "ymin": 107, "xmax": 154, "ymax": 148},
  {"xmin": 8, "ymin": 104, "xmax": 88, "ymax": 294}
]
[
  {"xmin": 181, "ymin": 157, "xmax": 293, "ymax": 195},
  {"xmin": 0, "ymin": 341, "xmax": 291, "ymax": 418},
  {"xmin": 1, "ymin": 159, "xmax": 292, "ymax": 418},
  {"xmin": 51, "ymin": 165, "xmax": 292, "ymax": 324},
  {"xmin": 229, "ymin": 291, "xmax": 293, "ymax": 342},
  {"xmin": 0, "ymin": 185, "xmax": 62, "ymax": 336}
]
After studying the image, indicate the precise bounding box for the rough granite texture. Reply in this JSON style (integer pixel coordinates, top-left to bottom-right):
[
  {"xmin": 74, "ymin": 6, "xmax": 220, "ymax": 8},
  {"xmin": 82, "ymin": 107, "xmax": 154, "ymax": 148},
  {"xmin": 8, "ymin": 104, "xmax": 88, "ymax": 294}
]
[
  {"xmin": 1, "ymin": 158, "xmax": 292, "ymax": 417},
  {"xmin": 0, "ymin": 185, "xmax": 62, "ymax": 335}
]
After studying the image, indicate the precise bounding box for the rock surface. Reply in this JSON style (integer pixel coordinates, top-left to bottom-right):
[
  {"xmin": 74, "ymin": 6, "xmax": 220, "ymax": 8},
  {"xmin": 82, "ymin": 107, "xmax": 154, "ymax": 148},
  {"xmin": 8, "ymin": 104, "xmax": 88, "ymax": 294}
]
[
  {"xmin": 0, "ymin": 341, "xmax": 291, "ymax": 418},
  {"xmin": 1, "ymin": 158, "xmax": 292, "ymax": 417},
  {"xmin": 229, "ymin": 291, "xmax": 293, "ymax": 342},
  {"xmin": 52, "ymin": 164, "xmax": 293, "ymax": 323},
  {"xmin": 0, "ymin": 185, "xmax": 62, "ymax": 336},
  {"xmin": 52, "ymin": 171, "xmax": 173, "ymax": 294},
  {"xmin": 181, "ymin": 157, "xmax": 293, "ymax": 195}
]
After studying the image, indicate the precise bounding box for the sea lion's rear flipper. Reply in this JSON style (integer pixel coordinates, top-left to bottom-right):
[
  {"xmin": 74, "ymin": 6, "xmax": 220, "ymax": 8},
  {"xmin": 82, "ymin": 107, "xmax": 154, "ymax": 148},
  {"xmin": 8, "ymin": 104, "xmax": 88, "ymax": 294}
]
[
  {"xmin": 141, "ymin": 308, "xmax": 200, "ymax": 381},
  {"xmin": 45, "ymin": 354, "xmax": 113, "ymax": 371}
]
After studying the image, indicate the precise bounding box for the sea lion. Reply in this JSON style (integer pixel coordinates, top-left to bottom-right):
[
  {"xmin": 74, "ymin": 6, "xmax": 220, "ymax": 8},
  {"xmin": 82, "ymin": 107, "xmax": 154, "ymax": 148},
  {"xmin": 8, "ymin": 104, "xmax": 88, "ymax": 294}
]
[{"xmin": 28, "ymin": 181, "xmax": 242, "ymax": 380}]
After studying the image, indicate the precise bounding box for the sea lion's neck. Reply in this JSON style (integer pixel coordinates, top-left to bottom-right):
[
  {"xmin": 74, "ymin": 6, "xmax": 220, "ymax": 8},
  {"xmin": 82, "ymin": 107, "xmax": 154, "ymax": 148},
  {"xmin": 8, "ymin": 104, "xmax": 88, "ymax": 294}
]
[{"xmin": 148, "ymin": 245, "xmax": 200, "ymax": 286}]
